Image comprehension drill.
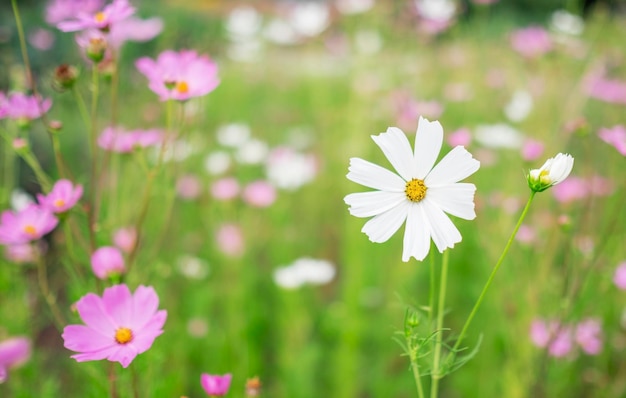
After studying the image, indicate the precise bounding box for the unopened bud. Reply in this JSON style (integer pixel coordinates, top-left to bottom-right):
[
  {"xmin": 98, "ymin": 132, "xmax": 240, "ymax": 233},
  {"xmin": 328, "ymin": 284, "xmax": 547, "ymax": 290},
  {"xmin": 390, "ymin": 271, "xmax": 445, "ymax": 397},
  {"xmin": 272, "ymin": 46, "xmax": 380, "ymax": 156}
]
[
  {"xmin": 86, "ymin": 37, "xmax": 107, "ymax": 63},
  {"xmin": 49, "ymin": 120, "xmax": 63, "ymax": 132},
  {"xmin": 12, "ymin": 138, "xmax": 28, "ymax": 150},
  {"xmin": 54, "ymin": 64, "xmax": 79, "ymax": 90}
]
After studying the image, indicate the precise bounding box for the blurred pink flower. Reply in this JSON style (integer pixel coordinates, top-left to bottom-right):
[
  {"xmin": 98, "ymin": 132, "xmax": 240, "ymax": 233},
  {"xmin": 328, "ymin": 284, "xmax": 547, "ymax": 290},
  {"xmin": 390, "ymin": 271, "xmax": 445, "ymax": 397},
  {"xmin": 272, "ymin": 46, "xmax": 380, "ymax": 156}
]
[
  {"xmin": 589, "ymin": 174, "xmax": 614, "ymax": 197},
  {"xmin": 530, "ymin": 319, "xmax": 573, "ymax": 358},
  {"xmin": 57, "ymin": 0, "xmax": 135, "ymax": 32},
  {"xmin": 472, "ymin": 0, "xmax": 499, "ymax": 4},
  {"xmin": 75, "ymin": 29, "xmax": 109, "ymax": 62},
  {"xmin": 216, "ymin": 223, "xmax": 244, "ymax": 257},
  {"xmin": 210, "ymin": 178, "xmax": 240, "ymax": 201},
  {"xmin": 2, "ymin": 93, "xmax": 52, "ymax": 121},
  {"xmin": 521, "ymin": 139, "xmax": 544, "ymax": 161},
  {"xmin": 393, "ymin": 91, "xmax": 444, "ymax": 131},
  {"xmin": 28, "ymin": 28, "xmax": 55, "ymax": 50},
  {"xmin": 37, "ymin": 179, "xmax": 83, "ymax": 213},
  {"xmin": 585, "ymin": 74, "xmax": 626, "ymax": 104},
  {"xmin": 201, "ymin": 373, "xmax": 232, "ymax": 396},
  {"xmin": 414, "ymin": 0, "xmax": 456, "ymax": 35},
  {"xmin": 575, "ymin": 319, "xmax": 602, "ymax": 355},
  {"xmin": 98, "ymin": 127, "xmax": 164, "ymax": 153},
  {"xmin": 45, "ymin": 0, "xmax": 104, "ymax": 25},
  {"xmin": 62, "ymin": 284, "xmax": 167, "ymax": 368},
  {"xmin": 4, "ymin": 243, "xmax": 38, "ymax": 264},
  {"xmin": 0, "ymin": 205, "xmax": 58, "ymax": 245},
  {"xmin": 176, "ymin": 174, "xmax": 202, "ymax": 200},
  {"xmin": 515, "ymin": 224, "xmax": 536, "ymax": 245},
  {"xmin": 613, "ymin": 262, "xmax": 626, "ymax": 290},
  {"xmin": 0, "ymin": 337, "xmax": 31, "ymax": 383},
  {"xmin": 510, "ymin": 26, "xmax": 552, "ymax": 58},
  {"xmin": 598, "ymin": 125, "xmax": 626, "ymax": 156},
  {"xmin": 242, "ymin": 180, "xmax": 277, "ymax": 208},
  {"xmin": 113, "ymin": 227, "xmax": 136, "ymax": 253},
  {"xmin": 108, "ymin": 16, "xmax": 163, "ymax": 48},
  {"xmin": 447, "ymin": 128, "xmax": 472, "ymax": 147},
  {"xmin": 91, "ymin": 246, "xmax": 125, "ymax": 279},
  {"xmin": 135, "ymin": 50, "xmax": 219, "ymax": 101},
  {"xmin": 552, "ymin": 176, "xmax": 587, "ymax": 203}
]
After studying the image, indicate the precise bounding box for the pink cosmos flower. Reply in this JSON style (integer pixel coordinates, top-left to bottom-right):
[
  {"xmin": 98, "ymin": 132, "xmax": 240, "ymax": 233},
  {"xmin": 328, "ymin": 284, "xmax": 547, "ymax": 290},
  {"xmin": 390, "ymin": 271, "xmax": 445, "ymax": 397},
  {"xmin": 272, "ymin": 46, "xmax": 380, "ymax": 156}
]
[
  {"xmin": 28, "ymin": 28, "xmax": 55, "ymax": 51},
  {"xmin": 201, "ymin": 373, "xmax": 232, "ymax": 396},
  {"xmin": 4, "ymin": 243, "xmax": 39, "ymax": 264},
  {"xmin": 91, "ymin": 246, "xmax": 126, "ymax": 279},
  {"xmin": 613, "ymin": 262, "xmax": 626, "ymax": 290},
  {"xmin": 216, "ymin": 224, "xmax": 244, "ymax": 257},
  {"xmin": 598, "ymin": 125, "xmax": 626, "ymax": 156},
  {"xmin": 176, "ymin": 174, "xmax": 202, "ymax": 200},
  {"xmin": 521, "ymin": 139, "xmax": 545, "ymax": 161},
  {"xmin": 62, "ymin": 284, "xmax": 167, "ymax": 368},
  {"xmin": 585, "ymin": 74, "xmax": 626, "ymax": 104},
  {"xmin": 510, "ymin": 26, "xmax": 552, "ymax": 58},
  {"xmin": 515, "ymin": 224, "xmax": 536, "ymax": 245},
  {"xmin": 135, "ymin": 50, "xmax": 220, "ymax": 101},
  {"xmin": 210, "ymin": 178, "xmax": 240, "ymax": 201},
  {"xmin": 37, "ymin": 179, "xmax": 83, "ymax": 213},
  {"xmin": 98, "ymin": 127, "xmax": 164, "ymax": 153},
  {"xmin": 57, "ymin": 0, "xmax": 135, "ymax": 32},
  {"xmin": 0, "ymin": 337, "xmax": 31, "ymax": 383},
  {"xmin": 113, "ymin": 227, "xmax": 136, "ymax": 253},
  {"xmin": 447, "ymin": 128, "xmax": 472, "ymax": 147},
  {"xmin": 530, "ymin": 319, "xmax": 572, "ymax": 358},
  {"xmin": 2, "ymin": 93, "xmax": 52, "ymax": 121},
  {"xmin": 45, "ymin": 0, "xmax": 104, "ymax": 25},
  {"xmin": 575, "ymin": 319, "xmax": 602, "ymax": 355},
  {"xmin": 108, "ymin": 16, "xmax": 163, "ymax": 48},
  {"xmin": 242, "ymin": 180, "xmax": 277, "ymax": 208},
  {"xmin": 0, "ymin": 205, "xmax": 58, "ymax": 245},
  {"xmin": 552, "ymin": 176, "xmax": 588, "ymax": 203}
]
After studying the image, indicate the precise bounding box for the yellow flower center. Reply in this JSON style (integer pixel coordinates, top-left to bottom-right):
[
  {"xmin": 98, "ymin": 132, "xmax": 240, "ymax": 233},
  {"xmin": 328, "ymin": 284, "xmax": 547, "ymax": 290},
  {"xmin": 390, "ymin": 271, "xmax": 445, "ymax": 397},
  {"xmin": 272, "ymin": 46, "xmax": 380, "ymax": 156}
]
[
  {"xmin": 23, "ymin": 225, "xmax": 37, "ymax": 236},
  {"xmin": 405, "ymin": 178, "xmax": 427, "ymax": 202},
  {"xmin": 54, "ymin": 199, "xmax": 66, "ymax": 208},
  {"xmin": 114, "ymin": 327, "xmax": 133, "ymax": 344},
  {"xmin": 176, "ymin": 81, "xmax": 189, "ymax": 94},
  {"xmin": 539, "ymin": 169, "xmax": 552, "ymax": 185},
  {"xmin": 94, "ymin": 12, "xmax": 106, "ymax": 23}
]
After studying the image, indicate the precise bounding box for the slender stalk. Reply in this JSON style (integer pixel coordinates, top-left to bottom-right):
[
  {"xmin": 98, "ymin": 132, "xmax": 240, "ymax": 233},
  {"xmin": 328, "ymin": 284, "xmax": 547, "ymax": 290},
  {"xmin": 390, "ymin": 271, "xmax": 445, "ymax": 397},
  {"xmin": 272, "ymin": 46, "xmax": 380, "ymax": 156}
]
[
  {"xmin": 11, "ymin": 0, "xmax": 33, "ymax": 90},
  {"xmin": 131, "ymin": 362, "xmax": 140, "ymax": 398},
  {"xmin": 428, "ymin": 252, "xmax": 436, "ymax": 339},
  {"xmin": 36, "ymin": 256, "xmax": 65, "ymax": 330},
  {"xmin": 430, "ymin": 250, "xmax": 449, "ymax": 398},
  {"xmin": 410, "ymin": 345, "xmax": 426, "ymax": 398},
  {"xmin": 73, "ymin": 86, "xmax": 91, "ymax": 130},
  {"xmin": 87, "ymin": 66, "xmax": 101, "ymax": 251},
  {"xmin": 450, "ymin": 192, "xmax": 536, "ymax": 358},
  {"xmin": 108, "ymin": 362, "xmax": 119, "ymax": 398}
]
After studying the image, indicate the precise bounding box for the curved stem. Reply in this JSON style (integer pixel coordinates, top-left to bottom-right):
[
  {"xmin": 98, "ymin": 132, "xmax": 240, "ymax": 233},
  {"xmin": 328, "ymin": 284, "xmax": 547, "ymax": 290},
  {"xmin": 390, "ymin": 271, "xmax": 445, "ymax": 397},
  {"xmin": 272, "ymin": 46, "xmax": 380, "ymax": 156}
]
[
  {"xmin": 10, "ymin": 0, "xmax": 33, "ymax": 90},
  {"xmin": 450, "ymin": 191, "xmax": 536, "ymax": 358},
  {"xmin": 87, "ymin": 66, "xmax": 101, "ymax": 251},
  {"xmin": 36, "ymin": 255, "xmax": 65, "ymax": 330},
  {"xmin": 430, "ymin": 250, "xmax": 449, "ymax": 398}
]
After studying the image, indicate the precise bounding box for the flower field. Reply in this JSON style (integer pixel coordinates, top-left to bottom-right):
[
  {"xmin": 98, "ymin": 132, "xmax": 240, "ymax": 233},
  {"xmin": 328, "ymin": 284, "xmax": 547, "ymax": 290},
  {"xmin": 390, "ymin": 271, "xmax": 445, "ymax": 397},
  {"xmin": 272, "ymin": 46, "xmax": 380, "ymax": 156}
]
[{"xmin": 1, "ymin": 1, "xmax": 625, "ymax": 397}]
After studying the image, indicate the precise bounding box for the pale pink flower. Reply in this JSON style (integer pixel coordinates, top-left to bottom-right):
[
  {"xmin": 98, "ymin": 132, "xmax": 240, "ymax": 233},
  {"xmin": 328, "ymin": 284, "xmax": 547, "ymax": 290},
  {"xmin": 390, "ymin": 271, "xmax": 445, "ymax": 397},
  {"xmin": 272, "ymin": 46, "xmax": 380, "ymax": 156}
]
[
  {"xmin": 112, "ymin": 227, "xmax": 136, "ymax": 253},
  {"xmin": 242, "ymin": 180, "xmax": 277, "ymax": 208},
  {"xmin": 216, "ymin": 224, "xmax": 244, "ymax": 257},
  {"xmin": 4, "ymin": 243, "xmax": 38, "ymax": 264},
  {"xmin": 447, "ymin": 128, "xmax": 472, "ymax": 147},
  {"xmin": 57, "ymin": 0, "xmax": 135, "ymax": 32},
  {"xmin": 0, "ymin": 337, "xmax": 31, "ymax": 383},
  {"xmin": 589, "ymin": 175, "xmax": 614, "ymax": 197},
  {"xmin": 2, "ymin": 93, "xmax": 52, "ymax": 121},
  {"xmin": 510, "ymin": 26, "xmax": 552, "ymax": 58},
  {"xmin": 98, "ymin": 127, "xmax": 164, "ymax": 153},
  {"xmin": 176, "ymin": 174, "xmax": 202, "ymax": 200},
  {"xmin": 45, "ymin": 0, "xmax": 104, "ymax": 25},
  {"xmin": 91, "ymin": 246, "xmax": 125, "ymax": 279},
  {"xmin": 210, "ymin": 178, "xmax": 240, "ymax": 201},
  {"xmin": 549, "ymin": 327, "xmax": 573, "ymax": 357},
  {"xmin": 266, "ymin": 147, "xmax": 318, "ymax": 191},
  {"xmin": 515, "ymin": 224, "xmax": 536, "ymax": 245},
  {"xmin": 521, "ymin": 139, "xmax": 544, "ymax": 161},
  {"xmin": 598, "ymin": 125, "xmax": 626, "ymax": 156},
  {"xmin": 135, "ymin": 50, "xmax": 220, "ymax": 101},
  {"xmin": 585, "ymin": 74, "xmax": 626, "ymax": 104},
  {"xmin": 0, "ymin": 205, "xmax": 58, "ymax": 245},
  {"xmin": 201, "ymin": 373, "xmax": 232, "ymax": 396},
  {"xmin": 530, "ymin": 319, "xmax": 573, "ymax": 358},
  {"xmin": 575, "ymin": 319, "xmax": 602, "ymax": 355},
  {"xmin": 62, "ymin": 284, "xmax": 167, "ymax": 368},
  {"xmin": 552, "ymin": 176, "xmax": 587, "ymax": 203},
  {"xmin": 37, "ymin": 179, "xmax": 83, "ymax": 213},
  {"xmin": 107, "ymin": 16, "xmax": 163, "ymax": 48},
  {"xmin": 28, "ymin": 28, "xmax": 55, "ymax": 50},
  {"xmin": 613, "ymin": 262, "xmax": 626, "ymax": 290}
]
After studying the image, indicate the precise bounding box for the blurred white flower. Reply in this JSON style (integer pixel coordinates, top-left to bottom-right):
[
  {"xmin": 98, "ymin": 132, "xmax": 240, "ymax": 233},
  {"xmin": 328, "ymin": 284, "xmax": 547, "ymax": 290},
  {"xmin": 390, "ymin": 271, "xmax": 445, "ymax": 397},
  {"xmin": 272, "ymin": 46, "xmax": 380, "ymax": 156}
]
[
  {"xmin": 176, "ymin": 255, "xmax": 209, "ymax": 279},
  {"xmin": 10, "ymin": 189, "xmax": 34, "ymax": 211},
  {"xmin": 227, "ymin": 40, "xmax": 263, "ymax": 63},
  {"xmin": 474, "ymin": 124, "xmax": 524, "ymax": 149},
  {"xmin": 217, "ymin": 123, "xmax": 251, "ymax": 148},
  {"xmin": 204, "ymin": 151, "xmax": 231, "ymax": 175},
  {"xmin": 266, "ymin": 147, "xmax": 318, "ymax": 190},
  {"xmin": 263, "ymin": 18, "xmax": 300, "ymax": 45},
  {"xmin": 355, "ymin": 29, "xmax": 383, "ymax": 55},
  {"xmin": 504, "ymin": 90, "xmax": 533, "ymax": 122},
  {"xmin": 273, "ymin": 258, "xmax": 336, "ymax": 289},
  {"xmin": 550, "ymin": 10, "xmax": 584, "ymax": 36},
  {"xmin": 336, "ymin": 0, "xmax": 374, "ymax": 14},
  {"xmin": 236, "ymin": 138, "xmax": 269, "ymax": 165},
  {"xmin": 158, "ymin": 139, "xmax": 194, "ymax": 162},
  {"xmin": 226, "ymin": 6, "xmax": 263, "ymax": 41},
  {"xmin": 289, "ymin": 2, "xmax": 330, "ymax": 38},
  {"xmin": 415, "ymin": 0, "xmax": 455, "ymax": 21}
]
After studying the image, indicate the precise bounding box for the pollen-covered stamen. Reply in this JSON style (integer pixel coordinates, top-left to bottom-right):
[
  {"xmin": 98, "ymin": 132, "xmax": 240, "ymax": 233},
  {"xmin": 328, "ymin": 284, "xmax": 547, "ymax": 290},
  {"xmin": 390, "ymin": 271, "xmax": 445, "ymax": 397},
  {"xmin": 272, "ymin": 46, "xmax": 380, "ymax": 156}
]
[
  {"xmin": 54, "ymin": 199, "xmax": 66, "ymax": 208},
  {"xmin": 405, "ymin": 178, "xmax": 427, "ymax": 202},
  {"xmin": 94, "ymin": 12, "xmax": 106, "ymax": 23},
  {"xmin": 114, "ymin": 327, "xmax": 133, "ymax": 344},
  {"xmin": 23, "ymin": 225, "xmax": 37, "ymax": 236},
  {"xmin": 175, "ymin": 81, "xmax": 189, "ymax": 94}
]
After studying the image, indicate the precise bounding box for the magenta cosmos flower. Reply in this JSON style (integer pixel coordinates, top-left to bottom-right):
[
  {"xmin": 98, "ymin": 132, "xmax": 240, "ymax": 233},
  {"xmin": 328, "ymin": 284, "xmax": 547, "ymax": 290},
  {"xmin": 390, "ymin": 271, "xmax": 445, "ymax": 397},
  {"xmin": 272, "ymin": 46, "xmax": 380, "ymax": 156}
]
[
  {"xmin": 62, "ymin": 284, "xmax": 167, "ymax": 368},
  {"xmin": 57, "ymin": 0, "xmax": 135, "ymax": 32},
  {"xmin": 46, "ymin": 0, "xmax": 104, "ymax": 25},
  {"xmin": 201, "ymin": 373, "xmax": 232, "ymax": 396},
  {"xmin": 91, "ymin": 246, "xmax": 126, "ymax": 279},
  {"xmin": 0, "ymin": 336, "xmax": 31, "ymax": 383},
  {"xmin": 135, "ymin": 50, "xmax": 220, "ymax": 101},
  {"xmin": 2, "ymin": 92, "xmax": 52, "ymax": 122},
  {"xmin": 510, "ymin": 26, "xmax": 552, "ymax": 58},
  {"xmin": 0, "ymin": 205, "xmax": 58, "ymax": 245},
  {"xmin": 37, "ymin": 179, "xmax": 83, "ymax": 213}
]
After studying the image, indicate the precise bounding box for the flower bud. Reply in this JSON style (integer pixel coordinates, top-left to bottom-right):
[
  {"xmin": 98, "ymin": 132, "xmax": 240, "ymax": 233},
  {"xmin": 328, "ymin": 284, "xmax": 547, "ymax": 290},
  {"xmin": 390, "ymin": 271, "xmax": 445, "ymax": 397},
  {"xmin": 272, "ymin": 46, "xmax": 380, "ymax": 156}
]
[
  {"xmin": 527, "ymin": 153, "xmax": 574, "ymax": 193},
  {"xmin": 53, "ymin": 64, "xmax": 79, "ymax": 90}
]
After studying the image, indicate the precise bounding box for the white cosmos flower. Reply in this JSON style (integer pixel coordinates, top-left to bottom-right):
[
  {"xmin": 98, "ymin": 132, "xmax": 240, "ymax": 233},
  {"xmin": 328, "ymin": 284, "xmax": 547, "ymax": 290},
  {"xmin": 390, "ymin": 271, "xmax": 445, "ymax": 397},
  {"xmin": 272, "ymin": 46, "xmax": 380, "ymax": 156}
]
[
  {"xmin": 527, "ymin": 153, "xmax": 574, "ymax": 192},
  {"xmin": 344, "ymin": 116, "xmax": 480, "ymax": 262}
]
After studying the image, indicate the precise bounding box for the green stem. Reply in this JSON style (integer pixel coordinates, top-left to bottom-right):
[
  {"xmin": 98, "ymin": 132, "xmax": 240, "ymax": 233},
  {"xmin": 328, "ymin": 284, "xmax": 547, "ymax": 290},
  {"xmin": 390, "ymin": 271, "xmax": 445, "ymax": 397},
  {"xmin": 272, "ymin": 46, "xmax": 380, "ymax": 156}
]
[
  {"xmin": 428, "ymin": 252, "xmax": 435, "ymax": 339},
  {"xmin": 10, "ymin": 0, "xmax": 33, "ymax": 90},
  {"xmin": 36, "ymin": 255, "xmax": 65, "ymax": 330},
  {"xmin": 411, "ymin": 351, "xmax": 425, "ymax": 398},
  {"xmin": 430, "ymin": 250, "xmax": 449, "ymax": 398},
  {"xmin": 450, "ymin": 191, "xmax": 536, "ymax": 358},
  {"xmin": 73, "ymin": 86, "xmax": 91, "ymax": 130},
  {"xmin": 87, "ymin": 66, "xmax": 101, "ymax": 251}
]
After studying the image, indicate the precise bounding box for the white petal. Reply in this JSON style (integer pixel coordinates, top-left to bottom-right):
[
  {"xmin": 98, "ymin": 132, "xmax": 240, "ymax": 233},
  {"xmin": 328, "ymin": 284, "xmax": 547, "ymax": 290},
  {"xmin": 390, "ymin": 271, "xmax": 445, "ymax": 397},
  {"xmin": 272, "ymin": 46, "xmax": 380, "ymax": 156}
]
[
  {"xmin": 371, "ymin": 127, "xmax": 416, "ymax": 181},
  {"xmin": 426, "ymin": 183, "xmax": 477, "ymax": 220},
  {"xmin": 414, "ymin": 116, "xmax": 443, "ymax": 178},
  {"xmin": 402, "ymin": 203, "xmax": 431, "ymax": 262},
  {"xmin": 344, "ymin": 191, "xmax": 406, "ymax": 218},
  {"xmin": 347, "ymin": 158, "xmax": 406, "ymax": 192},
  {"xmin": 425, "ymin": 146, "xmax": 480, "ymax": 186},
  {"xmin": 421, "ymin": 199, "xmax": 462, "ymax": 253},
  {"xmin": 361, "ymin": 200, "xmax": 409, "ymax": 243}
]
